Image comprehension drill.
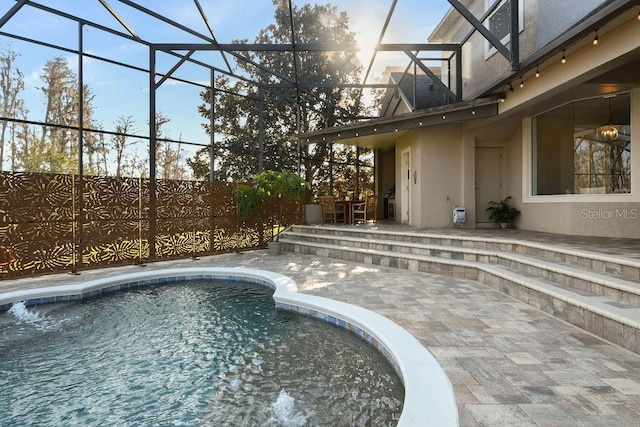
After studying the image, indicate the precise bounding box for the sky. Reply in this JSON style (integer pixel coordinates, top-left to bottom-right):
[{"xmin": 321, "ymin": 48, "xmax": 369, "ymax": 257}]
[{"xmin": 0, "ymin": 0, "xmax": 451, "ymax": 168}]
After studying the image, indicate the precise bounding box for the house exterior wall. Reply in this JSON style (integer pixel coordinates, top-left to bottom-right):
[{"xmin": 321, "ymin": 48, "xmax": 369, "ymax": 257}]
[
  {"xmin": 419, "ymin": 125, "xmax": 464, "ymax": 228},
  {"xmin": 515, "ymin": 88, "xmax": 640, "ymax": 238},
  {"xmin": 387, "ymin": 4, "xmax": 640, "ymax": 238},
  {"xmin": 430, "ymin": 0, "xmax": 610, "ymax": 99},
  {"xmin": 537, "ymin": 0, "xmax": 607, "ymax": 48},
  {"xmin": 394, "ymin": 126, "xmax": 464, "ymax": 228}
]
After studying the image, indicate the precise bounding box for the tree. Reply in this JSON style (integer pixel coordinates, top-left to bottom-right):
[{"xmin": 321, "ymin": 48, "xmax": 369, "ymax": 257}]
[
  {"xmin": 190, "ymin": 1, "xmax": 371, "ymax": 186},
  {"xmin": 0, "ymin": 47, "xmax": 24, "ymax": 172},
  {"xmin": 149, "ymin": 112, "xmax": 188, "ymax": 180},
  {"xmin": 38, "ymin": 56, "xmax": 78, "ymax": 173},
  {"xmin": 33, "ymin": 55, "xmax": 100, "ymax": 174},
  {"xmin": 111, "ymin": 115, "xmax": 139, "ymax": 177}
]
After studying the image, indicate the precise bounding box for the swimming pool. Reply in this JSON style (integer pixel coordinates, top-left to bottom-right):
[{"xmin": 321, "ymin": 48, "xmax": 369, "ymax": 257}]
[{"xmin": 0, "ymin": 268, "xmax": 458, "ymax": 426}]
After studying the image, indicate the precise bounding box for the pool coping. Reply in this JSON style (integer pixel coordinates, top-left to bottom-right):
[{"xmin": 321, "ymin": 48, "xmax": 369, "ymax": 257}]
[{"xmin": 0, "ymin": 267, "xmax": 458, "ymax": 427}]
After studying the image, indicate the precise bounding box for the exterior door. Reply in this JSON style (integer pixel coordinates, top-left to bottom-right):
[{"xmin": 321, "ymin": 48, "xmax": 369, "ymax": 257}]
[
  {"xmin": 401, "ymin": 148, "xmax": 411, "ymax": 223},
  {"xmin": 475, "ymin": 147, "xmax": 502, "ymax": 225}
]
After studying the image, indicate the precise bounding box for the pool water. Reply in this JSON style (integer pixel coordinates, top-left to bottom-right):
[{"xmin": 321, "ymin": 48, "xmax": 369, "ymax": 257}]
[{"xmin": 0, "ymin": 280, "xmax": 403, "ymax": 426}]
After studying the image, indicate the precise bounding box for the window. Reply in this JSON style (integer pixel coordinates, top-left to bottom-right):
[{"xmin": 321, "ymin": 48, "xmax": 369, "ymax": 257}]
[
  {"xmin": 532, "ymin": 93, "xmax": 631, "ymax": 196},
  {"xmin": 485, "ymin": 0, "xmax": 524, "ymax": 57}
]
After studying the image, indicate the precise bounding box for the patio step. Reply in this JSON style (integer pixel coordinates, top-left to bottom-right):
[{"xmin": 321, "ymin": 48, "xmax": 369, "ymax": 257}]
[
  {"xmin": 289, "ymin": 225, "xmax": 640, "ymax": 282},
  {"xmin": 280, "ymin": 225, "xmax": 640, "ymax": 354},
  {"xmin": 285, "ymin": 230, "xmax": 640, "ymax": 309}
]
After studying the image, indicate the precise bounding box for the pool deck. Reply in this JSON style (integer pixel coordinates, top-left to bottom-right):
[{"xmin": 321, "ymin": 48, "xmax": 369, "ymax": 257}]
[{"xmin": 3, "ymin": 228, "xmax": 640, "ymax": 426}]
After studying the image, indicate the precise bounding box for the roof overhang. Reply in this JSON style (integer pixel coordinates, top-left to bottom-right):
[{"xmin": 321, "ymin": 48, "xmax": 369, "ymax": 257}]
[{"xmin": 298, "ymin": 98, "xmax": 499, "ymax": 150}]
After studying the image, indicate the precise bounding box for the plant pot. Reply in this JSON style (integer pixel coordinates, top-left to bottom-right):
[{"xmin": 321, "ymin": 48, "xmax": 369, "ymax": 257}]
[
  {"xmin": 305, "ymin": 204, "xmax": 322, "ymax": 225},
  {"xmin": 499, "ymin": 222, "xmax": 509, "ymax": 229},
  {"xmin": 268, "ymin": 241, "xmax": 283, "ymax": 255}
]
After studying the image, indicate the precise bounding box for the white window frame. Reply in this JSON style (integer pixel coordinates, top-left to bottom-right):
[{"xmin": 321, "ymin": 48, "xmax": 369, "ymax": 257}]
[
  {"xmin": 521, "ymin": 88, "xmax": 639, "ymax": 204},
  {"xmin": 484, "ymin": 0, "xmax": 525, "ymax": 59}
]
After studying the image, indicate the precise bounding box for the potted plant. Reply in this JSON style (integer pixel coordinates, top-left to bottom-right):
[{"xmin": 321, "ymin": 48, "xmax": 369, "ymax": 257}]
[
  {"xmin": 486, "ymin": 196, "xmax": 521, "ymax": 229},
  {"xmin": 234, "ymin": 170, "xmax": 310, "ymax": 254}
]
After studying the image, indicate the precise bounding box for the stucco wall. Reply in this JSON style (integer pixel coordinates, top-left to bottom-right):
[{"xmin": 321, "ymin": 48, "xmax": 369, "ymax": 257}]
[
  {"xmin": 394, "ymin": 126, "xmax": 464, "ymax": 228},
  {"xmin": 420, "ymin": 125, "xmax": 464, "ymax": 228},
  {"xmin": 471, "ymin": 88, "xmax": 639, "ymax": 238},
  {"xmin": 537, "ymin": 0, "xmax": 607, "ymax": 48},
  {"xmin": 515, "ymin": 86, "xmax": 640, "ymax": 238}
]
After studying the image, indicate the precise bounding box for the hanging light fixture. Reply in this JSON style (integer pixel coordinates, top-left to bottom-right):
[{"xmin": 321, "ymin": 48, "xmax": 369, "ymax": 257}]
[
  {"xmin": 519, "ymin": 77, "xmax": 524, "ymax": 88},
  {"xmin": 593, "ymin": 30, "xmax": 599, "ymax": 45},
  {"xmin": 561, "ymin": 50, "xmax": 566, "ymax": 64},
  {"xmin": 535, "ymin": 65, "xmax": 540, "ymax": 77},
  {"xmin": 600, "ymin": 97, "xmax": 619, "ymax": 141},
  {"xmin": 601, "ymin": 126, "xmax": 619, "ymax": 141}
]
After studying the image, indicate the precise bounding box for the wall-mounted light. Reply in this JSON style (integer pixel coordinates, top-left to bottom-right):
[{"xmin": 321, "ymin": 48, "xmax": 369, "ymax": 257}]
[
  {"xmin": 561, "ymin": 50, "xmax": 566, "ymax": 64},
  {"xmin": 535, "ymin": 65, "xmax": 540, "ymax": 78},
  {"xmin": 593, "ymin": 30, "xmax": 599, "ymax": 45}
]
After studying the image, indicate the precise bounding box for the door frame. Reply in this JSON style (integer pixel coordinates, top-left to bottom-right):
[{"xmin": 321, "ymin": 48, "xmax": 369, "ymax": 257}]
[{"xmin": 401, "ymin": 147, "xmax": 411, "ymax": 223}]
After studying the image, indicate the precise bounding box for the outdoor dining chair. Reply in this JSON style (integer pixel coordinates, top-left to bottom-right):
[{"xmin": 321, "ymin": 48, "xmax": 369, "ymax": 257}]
[
  {"xmin": 352, "ymin": 194, "xmax": 378, "ymax": 225},
  {"xmin": 320, "ymin": 195, "xmax": 346, "ymax": 224}
]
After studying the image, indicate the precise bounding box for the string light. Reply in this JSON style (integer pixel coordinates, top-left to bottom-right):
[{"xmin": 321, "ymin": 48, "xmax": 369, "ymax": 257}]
[
  {"xmin": 561, "ymin": 50, "xmax": 566, "ymax": 64},
  {"xmin": 535, "ymin": 65, "xmax": 540, "ymax": 78},
  {"xmin": 593, "ymin": 30, "xmax": 599, "ymax": 45}
]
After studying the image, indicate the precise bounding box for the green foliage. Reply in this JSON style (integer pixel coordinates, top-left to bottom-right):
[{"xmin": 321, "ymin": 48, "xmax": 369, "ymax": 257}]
[
  {"xmin": 234, "ymin": 170, "xmax": 310, "ymax": 239},
  {"xmin": 486, "ymin": 196, "xmax": 521, "ymax": 225},
  {"xmin": 234, "ymin": 183, "xmax": 264, "ymax": 219},
  {"xmin": 235, "ymin": 170, "xmax": 310, "ymax": 217}
]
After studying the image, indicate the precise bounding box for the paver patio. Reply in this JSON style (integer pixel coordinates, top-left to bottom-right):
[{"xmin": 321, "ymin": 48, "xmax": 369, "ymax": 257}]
[{"xmin": 3, "ymin": 249, "xmax": 640, "ymax": 426}]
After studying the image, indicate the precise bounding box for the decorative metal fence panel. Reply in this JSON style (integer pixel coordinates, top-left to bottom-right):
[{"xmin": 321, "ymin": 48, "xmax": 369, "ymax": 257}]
[{"xmin": 0, "ymin": 172, "xmax": 304, "ymax": 280}]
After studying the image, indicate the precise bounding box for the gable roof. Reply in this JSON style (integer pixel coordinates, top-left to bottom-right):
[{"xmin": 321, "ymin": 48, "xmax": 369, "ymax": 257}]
[{"xmin": 381, "ymin": 70, "xmax": 449, "ymax": 116}]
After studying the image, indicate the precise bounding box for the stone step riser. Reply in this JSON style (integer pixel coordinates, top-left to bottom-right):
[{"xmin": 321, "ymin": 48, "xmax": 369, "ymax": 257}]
[
  {"xmin": 288, "ymin": 233, "xmax": 640, "ymax": 307},
  {"xmin": 495, "ymin": 258, "xmax": 640, "ymax": 308},
  {"xmin": 291, "ymin": 226, "xmax": 640, "ymax": 282},
  {"xmin": 283, "ymin": 240, "xmax": 640, "ymax": 355}
]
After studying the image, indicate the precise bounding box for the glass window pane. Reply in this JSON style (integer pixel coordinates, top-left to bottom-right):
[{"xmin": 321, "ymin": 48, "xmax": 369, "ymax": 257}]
[
  {"xmin": 489, "ymin": 1, "xmax": 511, "ymax": 41},
  {"xmin": 533, "ymin": 93, "xmax": 631, "ymax": 195}
]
